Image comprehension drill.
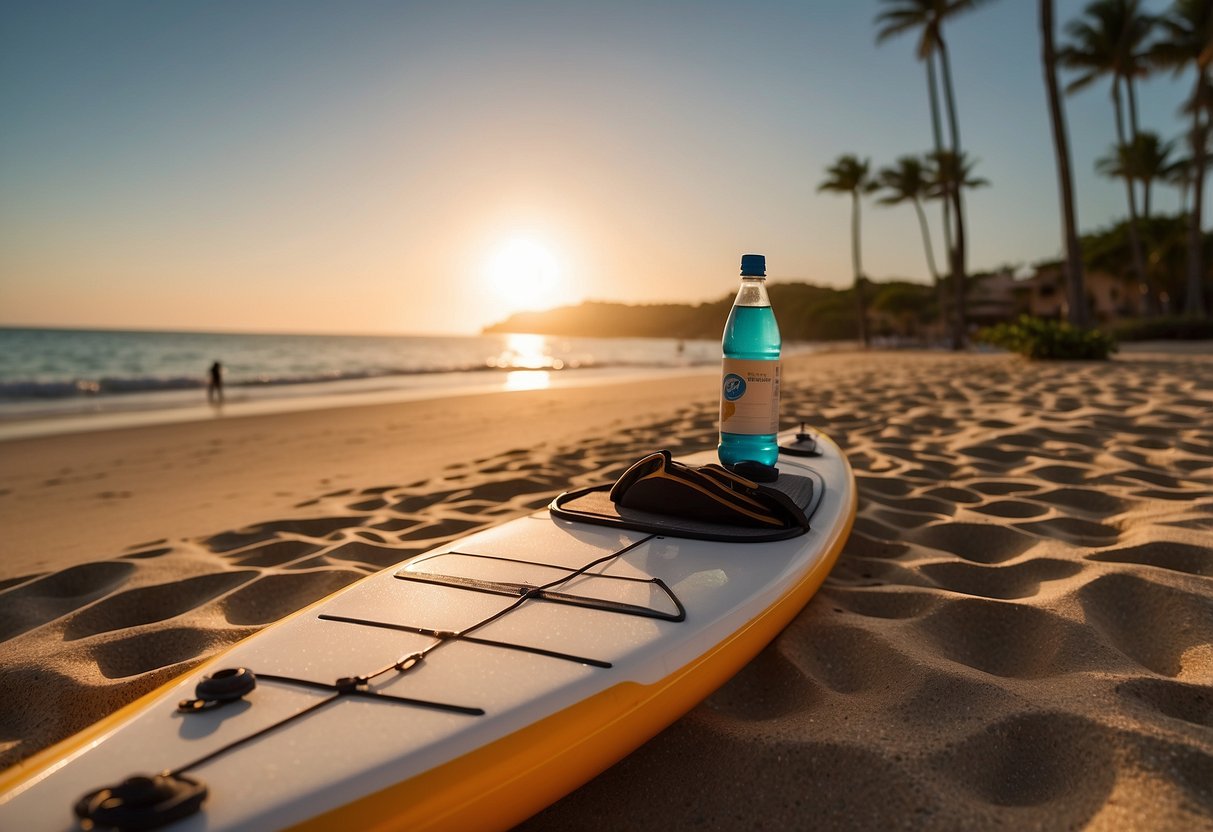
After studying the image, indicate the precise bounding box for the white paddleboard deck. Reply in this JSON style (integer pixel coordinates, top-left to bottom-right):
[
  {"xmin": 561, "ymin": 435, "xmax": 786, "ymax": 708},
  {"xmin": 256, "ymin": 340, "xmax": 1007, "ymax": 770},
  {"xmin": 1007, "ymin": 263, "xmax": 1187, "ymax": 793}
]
[{"xmin": 0, "ymin": 428, "xmax": 855, "ymax": 831}]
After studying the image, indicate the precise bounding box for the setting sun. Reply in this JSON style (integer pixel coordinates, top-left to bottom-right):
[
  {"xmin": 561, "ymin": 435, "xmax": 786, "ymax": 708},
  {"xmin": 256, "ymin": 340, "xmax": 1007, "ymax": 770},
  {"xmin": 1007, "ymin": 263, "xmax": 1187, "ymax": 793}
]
[{"xmin": 485, "ymin": 238, "xmax": 561, "ymax": 310}]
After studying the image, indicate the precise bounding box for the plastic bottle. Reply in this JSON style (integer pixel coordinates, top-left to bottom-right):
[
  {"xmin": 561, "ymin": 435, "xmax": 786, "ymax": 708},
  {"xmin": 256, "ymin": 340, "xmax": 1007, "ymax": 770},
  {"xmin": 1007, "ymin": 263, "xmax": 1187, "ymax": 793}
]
[{"xmin": 718, "ymin": 253, "xmax": 781, "ymax": 468}]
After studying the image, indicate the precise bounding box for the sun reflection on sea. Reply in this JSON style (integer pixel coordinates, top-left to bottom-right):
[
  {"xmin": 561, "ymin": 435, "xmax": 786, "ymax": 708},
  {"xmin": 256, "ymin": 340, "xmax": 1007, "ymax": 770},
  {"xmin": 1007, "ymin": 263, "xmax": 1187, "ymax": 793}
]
[
  {"xmin": 489, "ymin": 333, "xmax": 566, "ymax": 371},
  {"xmin": 489, "ymin": 334, "xmax": 563, "ymax": 391},
  {"xmin": 504, "ymin": 370, "xmax": 551, "ymax": 391}
]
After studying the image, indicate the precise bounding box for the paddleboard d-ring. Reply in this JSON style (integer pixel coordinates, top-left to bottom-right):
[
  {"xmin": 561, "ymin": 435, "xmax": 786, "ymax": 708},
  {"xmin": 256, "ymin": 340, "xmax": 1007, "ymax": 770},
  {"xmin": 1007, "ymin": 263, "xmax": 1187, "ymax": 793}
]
[
  {"xmin": 74, "ymin": 773, "xmax": 207, "ymax": 830},
  {"xmin": 779, "ymin": 421, "xmax": 822, "ymax": 457},
  {"xmin": 177, "ymin": 667, "xmax": 257, "ymax": 713}
]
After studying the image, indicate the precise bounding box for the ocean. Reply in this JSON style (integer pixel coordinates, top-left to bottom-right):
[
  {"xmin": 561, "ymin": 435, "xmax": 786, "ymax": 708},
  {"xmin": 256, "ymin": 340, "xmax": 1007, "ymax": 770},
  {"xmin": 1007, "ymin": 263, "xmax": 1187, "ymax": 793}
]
[{"xmin": 0, "ymin": 327, "xmax": 724, "ymax": 430}]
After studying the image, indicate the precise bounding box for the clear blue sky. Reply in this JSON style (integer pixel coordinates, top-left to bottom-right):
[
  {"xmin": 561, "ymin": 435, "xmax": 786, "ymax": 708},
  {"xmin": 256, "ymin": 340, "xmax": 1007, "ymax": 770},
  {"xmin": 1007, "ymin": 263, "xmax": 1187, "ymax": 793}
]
[{"xmin": 0, "ymin": 0, "xmax": 1201, "ymax": 334}]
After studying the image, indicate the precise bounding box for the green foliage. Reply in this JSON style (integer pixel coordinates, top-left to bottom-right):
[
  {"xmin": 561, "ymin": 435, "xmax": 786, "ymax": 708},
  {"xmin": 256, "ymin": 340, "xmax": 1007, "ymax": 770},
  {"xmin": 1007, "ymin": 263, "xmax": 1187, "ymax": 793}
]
[
  {"xmin": 871, "ymin": 281, "xmax": 935, "ymax": 317},
  {"xmin": 483, "ymin": 282, "xmax": 863, "ymax": 342},
  {"xmin": 1080, "ymin": 214, "xmax": 1213, "ymax": 310},
  {"xmin": 976, "ymin": 316, "xmax": 1117, "ymax": 360},
  {"xmin": 817, "ymin": 155, "xmax": 879, "ymax": 196},
  {"xmin": 1109, "ymin": 316, "xmax": 1213, "ymax": 341},
  {"xmin": 870, "ymin": 281, "xmax": 937, "ymax": 337}
]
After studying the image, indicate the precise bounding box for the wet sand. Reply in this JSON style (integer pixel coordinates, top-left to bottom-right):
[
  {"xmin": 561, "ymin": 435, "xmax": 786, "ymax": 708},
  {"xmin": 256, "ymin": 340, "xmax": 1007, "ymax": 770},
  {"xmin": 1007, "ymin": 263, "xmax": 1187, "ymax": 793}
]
[{"xmin": 2, "ymin": 348, "xmax": 1211, "ymax": 829}]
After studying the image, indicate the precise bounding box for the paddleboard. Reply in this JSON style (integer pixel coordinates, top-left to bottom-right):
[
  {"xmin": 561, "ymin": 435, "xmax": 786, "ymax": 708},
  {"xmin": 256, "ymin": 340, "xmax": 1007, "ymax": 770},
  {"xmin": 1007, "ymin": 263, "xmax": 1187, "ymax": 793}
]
[{"xmin": 0, "ymin": 427, "xmax": 855, "ymax": 831}]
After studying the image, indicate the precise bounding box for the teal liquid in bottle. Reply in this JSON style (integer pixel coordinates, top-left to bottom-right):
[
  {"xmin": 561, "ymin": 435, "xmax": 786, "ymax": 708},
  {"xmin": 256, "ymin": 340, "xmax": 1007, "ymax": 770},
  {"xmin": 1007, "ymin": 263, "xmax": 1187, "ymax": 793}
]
[{"xmin": 718, "ymin": 254, "xmax": 781, "ymax": 467}]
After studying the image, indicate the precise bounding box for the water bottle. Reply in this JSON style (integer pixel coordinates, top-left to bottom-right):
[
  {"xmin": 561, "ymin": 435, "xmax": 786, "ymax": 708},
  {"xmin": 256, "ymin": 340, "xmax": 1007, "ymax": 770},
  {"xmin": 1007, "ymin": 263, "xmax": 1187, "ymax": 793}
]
[{"xmin": 718, "ymin": 253, "xmax": 781, "ymax": 468}]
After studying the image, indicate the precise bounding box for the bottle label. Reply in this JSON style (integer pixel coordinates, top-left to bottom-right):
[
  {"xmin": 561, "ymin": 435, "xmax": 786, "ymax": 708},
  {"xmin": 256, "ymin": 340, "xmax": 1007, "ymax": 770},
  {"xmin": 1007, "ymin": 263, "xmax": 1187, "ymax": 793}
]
[{"xmin": 720, "ymin": 358, "xmax": 780, "ymax": 435}]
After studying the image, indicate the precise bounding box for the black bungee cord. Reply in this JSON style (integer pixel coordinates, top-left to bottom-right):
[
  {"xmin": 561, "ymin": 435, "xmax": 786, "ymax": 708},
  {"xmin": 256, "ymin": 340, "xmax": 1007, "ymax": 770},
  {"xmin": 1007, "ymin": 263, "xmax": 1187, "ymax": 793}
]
[{"xmin": 75, "ymin": 534, "xmax": 681, "ymax": 830}]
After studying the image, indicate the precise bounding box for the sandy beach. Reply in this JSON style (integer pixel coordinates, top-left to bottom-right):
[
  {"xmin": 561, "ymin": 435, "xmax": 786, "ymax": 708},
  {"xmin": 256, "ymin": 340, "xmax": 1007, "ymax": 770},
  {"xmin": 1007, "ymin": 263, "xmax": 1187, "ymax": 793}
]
[{"xmin": 2, "ymin": 348, "xmax": 1212, "ymax": 830}]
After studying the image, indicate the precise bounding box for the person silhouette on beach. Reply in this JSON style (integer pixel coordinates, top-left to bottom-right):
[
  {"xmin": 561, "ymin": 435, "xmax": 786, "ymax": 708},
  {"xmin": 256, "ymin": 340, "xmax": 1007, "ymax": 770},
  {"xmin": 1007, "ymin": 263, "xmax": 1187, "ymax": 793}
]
[{"xmin": 207, "ymin": 360, "xmax": 224, "ymax": 404}]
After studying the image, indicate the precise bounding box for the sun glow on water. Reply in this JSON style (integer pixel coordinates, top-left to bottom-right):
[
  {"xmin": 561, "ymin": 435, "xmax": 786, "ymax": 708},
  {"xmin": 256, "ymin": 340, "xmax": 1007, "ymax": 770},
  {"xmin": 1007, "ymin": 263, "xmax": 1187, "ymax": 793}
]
[
  {"xmin": 489, "ymin": 332, "xmax": 563, "ymax": 367},
  {"xmin": 502, "ymin": 334, "xmax": 552, "ymax": 390},
  {"xmin": 491, "ymin": 333, "xmax": 560, "ymax": 390},
  {"xmin": 504, "ymin": 370, "xmax": 551, "ymax": 391}
]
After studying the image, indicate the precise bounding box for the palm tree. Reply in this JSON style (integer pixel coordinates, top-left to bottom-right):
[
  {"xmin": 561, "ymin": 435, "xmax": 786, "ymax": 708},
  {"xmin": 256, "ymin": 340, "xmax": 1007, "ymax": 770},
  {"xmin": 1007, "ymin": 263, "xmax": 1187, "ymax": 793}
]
[
  {"xmin": 1098, "ymin": 133, "xmax": 1181, "ymax": 312},
  {"xmin": 1096, "ymin": 131, "xmax": 1175, "ymax": 221},
  {"xmin": 877, "ymin": 155, "xmax": 942, "ymax": 291},
  {"xmin": 875, "ymin": 0, "xmax": 991, "ymax": 350},
  {"xmin": 926, "ymin": 150, "xmax": 988, "ymax": 338},
  {"xmin": 1041, "ymin": 0, "xmax": 1088, "ymax": 327},
  {"xmin": 928, "ymin": 150, "xmax": 988, "ymax": 195},
  {"xmin": 1149, "ymin": 0, "xmax": 1211, "ymax": 318},
  {"xmin": 1060, "ymin": 0, "xmax": 1158, "ymax": 310},
  {"xmin": 1062, "ymin": 0, "xmax": 1156, "ymax": 144},
  {"xmin": 818, "ymin": 155, "xmax": 880, "ymax": 347},
  {"xmin": 1165, "ymin": 125, "xmax": 1211, "ymax": 218}
]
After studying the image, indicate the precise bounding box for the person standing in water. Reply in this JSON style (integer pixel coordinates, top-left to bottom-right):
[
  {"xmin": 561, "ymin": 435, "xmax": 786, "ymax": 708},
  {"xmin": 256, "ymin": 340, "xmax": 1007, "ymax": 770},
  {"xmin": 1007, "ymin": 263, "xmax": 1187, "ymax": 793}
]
[{"xmin": 207, "ymin": 360, "xmax": 224, "ymax": 404}]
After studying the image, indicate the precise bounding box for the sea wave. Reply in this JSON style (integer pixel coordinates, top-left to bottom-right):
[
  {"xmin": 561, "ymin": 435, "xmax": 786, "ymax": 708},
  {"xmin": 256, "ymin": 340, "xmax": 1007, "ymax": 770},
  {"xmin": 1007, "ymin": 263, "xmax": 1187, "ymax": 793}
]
[
  {"xmin": 0, "ymin": 355, "xmax": 717, "ymax": 402},
  {"xmin": 0, "ymin": 328, "xmax": 726, "ymax": 408},
  {"xmin": 0, "ymin": 369, "xmax": 474, "ymax": 400},
  {"xmin": 0, "ymin": 377, "xmax": 201, "ymax": 399}
]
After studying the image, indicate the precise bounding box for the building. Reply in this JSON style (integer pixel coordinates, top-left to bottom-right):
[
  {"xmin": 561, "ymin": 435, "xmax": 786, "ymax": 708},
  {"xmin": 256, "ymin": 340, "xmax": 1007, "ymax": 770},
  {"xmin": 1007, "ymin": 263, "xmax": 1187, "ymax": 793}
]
[
  {"xmin": 967, "ymin": 269, "xmax": 1022, "ymax": 326},
  {"xmin": 1015, "ymin": 262, "xmax": 1143, "ymax": 323}
]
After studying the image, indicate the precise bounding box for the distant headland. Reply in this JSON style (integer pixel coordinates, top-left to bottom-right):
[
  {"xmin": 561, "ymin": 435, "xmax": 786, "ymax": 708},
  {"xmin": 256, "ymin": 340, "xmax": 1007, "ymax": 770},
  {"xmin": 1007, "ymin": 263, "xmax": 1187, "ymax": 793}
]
[{"xmin": 483, "ymin": 283, "xmax": 861, "ymax": 342}]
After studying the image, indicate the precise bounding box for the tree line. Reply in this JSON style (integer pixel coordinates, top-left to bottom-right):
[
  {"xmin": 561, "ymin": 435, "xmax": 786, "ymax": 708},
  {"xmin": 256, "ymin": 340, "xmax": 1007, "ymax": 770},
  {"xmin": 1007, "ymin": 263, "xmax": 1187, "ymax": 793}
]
[
  {"xmin": 822, "ymin": 0, "xmax": 1210, "ymax": 351},
  {"xmin": 483, "ymin": 282, "xmax": 937, "ymax": 342}
]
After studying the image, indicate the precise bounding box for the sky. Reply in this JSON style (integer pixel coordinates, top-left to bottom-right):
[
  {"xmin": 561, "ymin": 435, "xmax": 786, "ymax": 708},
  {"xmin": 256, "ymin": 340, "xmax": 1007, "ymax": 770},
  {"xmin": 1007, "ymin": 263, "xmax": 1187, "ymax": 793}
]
[{"xmin": 0, "ymin": 0, "xmax": 1204, "ymax": 336}]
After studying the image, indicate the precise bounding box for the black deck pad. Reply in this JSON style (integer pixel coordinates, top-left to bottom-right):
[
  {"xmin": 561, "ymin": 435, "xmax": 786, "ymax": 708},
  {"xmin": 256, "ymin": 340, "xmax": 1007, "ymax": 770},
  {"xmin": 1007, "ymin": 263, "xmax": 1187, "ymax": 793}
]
[{"xmin": 551, "ymin": 469, "xmax": 823, "ymax": 543}]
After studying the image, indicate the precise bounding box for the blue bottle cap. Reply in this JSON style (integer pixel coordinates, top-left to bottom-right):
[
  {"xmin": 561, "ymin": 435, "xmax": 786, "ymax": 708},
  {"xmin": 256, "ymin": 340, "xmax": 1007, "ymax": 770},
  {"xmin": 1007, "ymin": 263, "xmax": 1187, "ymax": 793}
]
[{"xmin": 740, "ymin": 254, "xmax": 766, "ymax": 277}]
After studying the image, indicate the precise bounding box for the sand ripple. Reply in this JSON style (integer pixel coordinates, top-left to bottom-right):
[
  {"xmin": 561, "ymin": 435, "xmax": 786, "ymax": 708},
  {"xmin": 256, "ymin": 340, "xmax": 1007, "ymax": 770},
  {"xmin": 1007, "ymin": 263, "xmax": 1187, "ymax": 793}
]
[
  {"xmin": 2, "ymin": 351, "xmax": 1211, "ymax": 829},
  {"xmin": 523, "ymin": 352, "xmax": 1213, "ymax": 830}
]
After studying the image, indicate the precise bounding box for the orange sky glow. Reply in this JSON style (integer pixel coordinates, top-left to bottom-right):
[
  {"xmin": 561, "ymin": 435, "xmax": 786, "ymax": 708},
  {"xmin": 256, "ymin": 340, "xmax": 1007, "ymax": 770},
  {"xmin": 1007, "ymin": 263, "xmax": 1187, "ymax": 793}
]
[{"xmin": 0, "ymin": 1, "xmax": 1201, "ymax": 336}]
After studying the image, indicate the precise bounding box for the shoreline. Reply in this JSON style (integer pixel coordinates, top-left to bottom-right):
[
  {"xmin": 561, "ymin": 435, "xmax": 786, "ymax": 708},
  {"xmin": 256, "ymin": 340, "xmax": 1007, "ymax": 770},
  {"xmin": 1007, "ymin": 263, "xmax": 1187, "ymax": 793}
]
[
  {"xmin": 0, "ymin": 363, "xmax": 718, "ymax": 442},
  {"xmin": 0, "ymin": 363, "xmax": 727, "ymax": 578},
  {"xmin": 2, "ymin": 344, "xmax": 1208, "ymax": 578},
  {"xmin": 1, "ymin": 339, "xmax": 1200, "ymax": 443}
]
